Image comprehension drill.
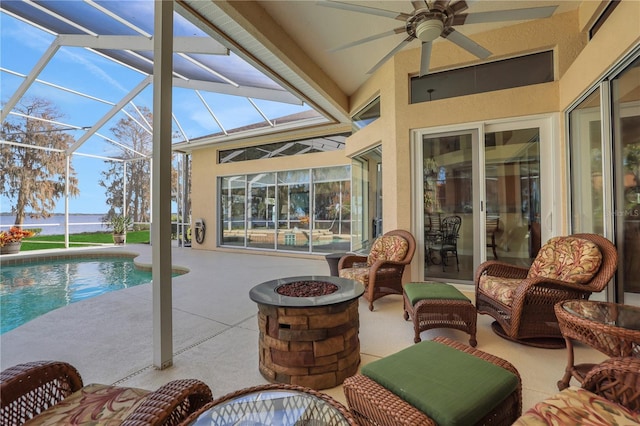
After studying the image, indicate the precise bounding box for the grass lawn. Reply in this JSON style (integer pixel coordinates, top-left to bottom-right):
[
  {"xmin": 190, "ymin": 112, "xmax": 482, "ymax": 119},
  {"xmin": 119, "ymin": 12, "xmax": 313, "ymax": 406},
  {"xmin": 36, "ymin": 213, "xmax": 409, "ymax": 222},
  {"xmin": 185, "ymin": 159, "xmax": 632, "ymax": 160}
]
[{"xmin": 20, "ymin": 230, "xmax": 151, "ymax": 251}]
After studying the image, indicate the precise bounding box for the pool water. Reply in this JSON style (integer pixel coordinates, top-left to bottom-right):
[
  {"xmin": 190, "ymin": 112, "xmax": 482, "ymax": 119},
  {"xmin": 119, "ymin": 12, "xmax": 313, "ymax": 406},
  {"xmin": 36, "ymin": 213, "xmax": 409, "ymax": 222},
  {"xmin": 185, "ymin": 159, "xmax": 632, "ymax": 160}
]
[{"xmin": 1, "ymin": 257, "xmax": 160, "ymax": 334}]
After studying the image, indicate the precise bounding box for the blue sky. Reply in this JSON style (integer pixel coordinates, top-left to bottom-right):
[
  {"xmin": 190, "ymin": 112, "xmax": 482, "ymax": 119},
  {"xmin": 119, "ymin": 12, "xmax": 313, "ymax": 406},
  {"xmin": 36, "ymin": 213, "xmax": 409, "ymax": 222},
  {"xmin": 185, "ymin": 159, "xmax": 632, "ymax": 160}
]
[{"xmin": 1, "ymin": 6, "xmax": 310, "ymax": 215}]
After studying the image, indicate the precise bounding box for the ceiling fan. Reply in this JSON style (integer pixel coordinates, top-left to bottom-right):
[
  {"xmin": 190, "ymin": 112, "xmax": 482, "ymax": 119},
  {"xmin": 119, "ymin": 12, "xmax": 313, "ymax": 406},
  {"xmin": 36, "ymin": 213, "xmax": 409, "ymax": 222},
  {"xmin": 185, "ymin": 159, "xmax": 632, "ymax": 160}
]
[{"xmin": 319, "ymin": 1, "xmax": 558, "ymax": 77}]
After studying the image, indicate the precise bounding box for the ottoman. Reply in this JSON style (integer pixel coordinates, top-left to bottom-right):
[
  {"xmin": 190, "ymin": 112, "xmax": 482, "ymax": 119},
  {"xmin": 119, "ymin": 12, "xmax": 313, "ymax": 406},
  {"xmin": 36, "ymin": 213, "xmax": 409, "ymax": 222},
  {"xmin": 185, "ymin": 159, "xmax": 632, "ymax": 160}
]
[
  {"xmin": 343, "ymin": 336, "xmax": 522, "ymax": 426},
  {"xmin": 403, "ymin": 282, "xmax": 477, "ymax": 346}
]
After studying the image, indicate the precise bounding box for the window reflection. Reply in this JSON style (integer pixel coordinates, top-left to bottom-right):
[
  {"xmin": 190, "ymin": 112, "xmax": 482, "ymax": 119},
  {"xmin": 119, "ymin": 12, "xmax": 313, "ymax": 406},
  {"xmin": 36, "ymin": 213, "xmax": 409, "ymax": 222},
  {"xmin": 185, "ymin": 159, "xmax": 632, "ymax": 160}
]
[
  {"xmin": 569, "ymin": 90, "xmax": 603, "ymax": 234},
  {"xmin": 613, "ymin": 56, "xmax": 640, "ymax": 297}
]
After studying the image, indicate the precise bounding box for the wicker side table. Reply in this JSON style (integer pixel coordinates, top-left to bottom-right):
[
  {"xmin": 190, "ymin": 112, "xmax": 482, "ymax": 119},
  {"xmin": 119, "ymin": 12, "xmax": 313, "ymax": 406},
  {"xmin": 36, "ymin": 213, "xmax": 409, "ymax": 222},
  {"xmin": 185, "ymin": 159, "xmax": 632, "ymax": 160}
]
[
  {"xmin": 403, "ymin": 282, "xmax": 477, "ymax": 346},
  {"xmin": 555, "ymin": 300, "xmax": 640, "ymax": 390}
]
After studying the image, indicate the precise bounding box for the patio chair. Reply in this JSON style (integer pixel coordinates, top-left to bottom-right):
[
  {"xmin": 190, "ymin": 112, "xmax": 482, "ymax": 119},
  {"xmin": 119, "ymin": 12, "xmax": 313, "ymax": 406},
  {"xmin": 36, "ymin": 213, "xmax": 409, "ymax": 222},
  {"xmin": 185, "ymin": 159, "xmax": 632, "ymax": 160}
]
[
  {"xmin": 0, "ymin": 360, "xmax": 213, "ymax": 426},
  {"xmin": 438, "ymin": 215, "xmax": 461, "ymax": 271},
  {"xmin": 338, "ymin": 229, "xmax": 416, "ymax": 311},
  {"xmin": 486, "ymin": 216, "xmax": 500, "ymax": 259},
  {"xmin": 475, "ymin": 233, "xmax": 618, "ymax": 348}
]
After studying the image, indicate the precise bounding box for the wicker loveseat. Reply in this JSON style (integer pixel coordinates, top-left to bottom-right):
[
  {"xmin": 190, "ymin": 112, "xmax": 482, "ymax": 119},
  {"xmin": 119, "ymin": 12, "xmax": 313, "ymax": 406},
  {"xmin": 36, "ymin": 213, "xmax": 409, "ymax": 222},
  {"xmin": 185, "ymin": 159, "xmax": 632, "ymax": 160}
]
[
  {"xmin": 514, "ymin": 357, "xmax": 640, "ymax": 424},
  {"xmin": 475, "ymin": 233, "xmax": 618, "ymax": 348},
  {"xmin": 338, "ymin": 229, "xmax": 416, "ymax": 311},
  {"xmin": 0, "ymin": 360, "xmax": 213, "ymax": 425}
]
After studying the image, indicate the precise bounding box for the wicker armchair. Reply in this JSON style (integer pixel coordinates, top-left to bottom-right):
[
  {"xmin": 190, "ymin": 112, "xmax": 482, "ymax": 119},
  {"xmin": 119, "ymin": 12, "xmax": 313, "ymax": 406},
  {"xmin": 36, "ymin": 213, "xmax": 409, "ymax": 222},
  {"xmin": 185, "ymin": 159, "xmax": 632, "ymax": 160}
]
[
  {"xmin": 514, "ymin": 357, "xmax": 640, "ymax": 424},
  {"xmin": 0, "ymin": 360, "xmax": 213, "ymax": 426},
  {"xmin": 475, "ymin": 233, "xmax": 618, "ymax": 348},
  {"xmin": 338, "ymin": 229, "xmax": 416, "ymax": 311}
]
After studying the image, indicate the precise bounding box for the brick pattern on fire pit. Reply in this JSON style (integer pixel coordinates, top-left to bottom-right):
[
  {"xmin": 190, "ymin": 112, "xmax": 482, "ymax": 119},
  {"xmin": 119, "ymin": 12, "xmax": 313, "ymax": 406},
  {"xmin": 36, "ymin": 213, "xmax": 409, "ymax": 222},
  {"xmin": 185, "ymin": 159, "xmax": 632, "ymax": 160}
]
[{"xmin": 257, "ymin": 299, "xmax": 360, "ymax": 390}]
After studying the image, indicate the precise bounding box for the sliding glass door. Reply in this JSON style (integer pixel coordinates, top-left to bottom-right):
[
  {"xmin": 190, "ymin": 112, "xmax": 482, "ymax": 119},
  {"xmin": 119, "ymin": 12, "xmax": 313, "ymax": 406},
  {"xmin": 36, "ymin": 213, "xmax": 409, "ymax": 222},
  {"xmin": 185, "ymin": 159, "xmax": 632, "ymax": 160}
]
[
  {"xmin": 485, "ymin": 127, "xmax": 542, "ymax": 267},
  {"xmin": 413, "ymin": 118, "xmax": 551, "ymax": 284},
  {"xmin": 569, "ymin": 50, "xmax": 640, "ymax": 305},
  {"xmin": 421, "ymin": 131, "xmax": 476, "ymax": 281}
]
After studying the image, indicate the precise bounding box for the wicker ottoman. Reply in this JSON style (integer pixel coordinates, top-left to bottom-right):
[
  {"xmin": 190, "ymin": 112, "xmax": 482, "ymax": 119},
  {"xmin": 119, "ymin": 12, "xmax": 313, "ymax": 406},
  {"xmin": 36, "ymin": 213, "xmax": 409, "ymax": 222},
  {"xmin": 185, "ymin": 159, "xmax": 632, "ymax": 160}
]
[
  {"xmin": 403, "ymin": 282, "xmax": 477, "ymax": 346},
  {"xmin": 343, "ymin": 336, "xmax": 522, "ymax": 426}
]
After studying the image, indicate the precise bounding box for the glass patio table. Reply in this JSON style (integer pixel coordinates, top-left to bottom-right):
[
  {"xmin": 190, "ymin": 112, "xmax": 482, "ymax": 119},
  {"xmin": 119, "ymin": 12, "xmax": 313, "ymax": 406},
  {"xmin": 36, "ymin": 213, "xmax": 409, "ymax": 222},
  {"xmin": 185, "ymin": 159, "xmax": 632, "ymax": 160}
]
[
  {"xmin": 184, "ymin": 384, "xmax": 356, "ymax": 425},
  {"xmin": 555, "ymin": 300, "xmax": 640, "ymax": 390}
]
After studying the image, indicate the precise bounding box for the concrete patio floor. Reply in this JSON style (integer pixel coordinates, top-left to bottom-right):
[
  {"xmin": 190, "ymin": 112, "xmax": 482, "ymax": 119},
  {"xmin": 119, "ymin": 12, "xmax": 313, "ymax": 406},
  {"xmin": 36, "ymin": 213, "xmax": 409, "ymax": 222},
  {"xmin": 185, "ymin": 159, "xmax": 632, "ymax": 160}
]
[{"xmin": 0, "ymin": 243, "xmax": 606, "ymax": 413}]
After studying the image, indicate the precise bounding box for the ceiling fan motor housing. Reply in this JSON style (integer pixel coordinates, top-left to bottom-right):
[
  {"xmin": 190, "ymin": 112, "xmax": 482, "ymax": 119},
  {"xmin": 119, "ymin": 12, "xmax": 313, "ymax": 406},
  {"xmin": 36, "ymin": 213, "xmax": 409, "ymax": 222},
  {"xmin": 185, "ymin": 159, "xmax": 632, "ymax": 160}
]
[
  {"xmin": 416, "ymin": 19, "xmax": 443, "ymax": 42},
  {"xmin": 406, "ymin": 10, "xmax": 449, "ymax": 42}
]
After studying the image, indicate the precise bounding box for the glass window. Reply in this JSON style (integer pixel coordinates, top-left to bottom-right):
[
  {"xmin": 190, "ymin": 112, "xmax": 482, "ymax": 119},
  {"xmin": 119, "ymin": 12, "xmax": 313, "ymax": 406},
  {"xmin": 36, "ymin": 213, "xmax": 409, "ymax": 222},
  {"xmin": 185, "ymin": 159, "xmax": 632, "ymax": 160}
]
[
  {"xmin": 612, "ymin": 56, "xmax": 640, "ymax": 299},
  {"xmin": 352, "ymin": 97, "xmax": 380, "ymax": 132},
  {"xmin": 569, "ymin": 49, "xmax": 640, "ymax": 304},
  {"xmin": 312, "ymin": 166, "xmax": 351, "ymax": 253},
  {"xmin": 485, "ymin": 128, "xmax": 541, "ymax": 264},
  {"xmin": 219, "ymin": 166, "xmax": 351, "ymax": 253},
  {"xmin": 218, "ymin": 133, "xmax": 348, "ymax": 163},
  {"xmin": 569, "ymin": 90, "xmax": 603, "ymax": 234},
  {"xmin": 219, "ymin": 176, "xmax": 246, "ymax": 247},
  {"xmin": 350, "ymin": 147, "xmax": 382, "ymax": 251},
  {"xmin": 411, "ymin": 51, "xmax": 554, "ymax": 104},
  {"xmin": 247, "ymin": 173, "xmax": 276, "ymax": 249},
  {"xmin": 277, "ymin": 170, "xmax": 310, "ymax": 252}
]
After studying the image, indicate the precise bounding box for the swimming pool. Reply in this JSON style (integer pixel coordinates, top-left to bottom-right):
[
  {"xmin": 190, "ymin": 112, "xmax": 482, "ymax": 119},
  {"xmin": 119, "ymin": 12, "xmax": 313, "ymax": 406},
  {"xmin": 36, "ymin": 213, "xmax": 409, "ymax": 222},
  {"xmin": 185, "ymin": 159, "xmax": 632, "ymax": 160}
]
[{"xmin": 0, "ymin": 255, "xmax": 173, "ymax": 334}]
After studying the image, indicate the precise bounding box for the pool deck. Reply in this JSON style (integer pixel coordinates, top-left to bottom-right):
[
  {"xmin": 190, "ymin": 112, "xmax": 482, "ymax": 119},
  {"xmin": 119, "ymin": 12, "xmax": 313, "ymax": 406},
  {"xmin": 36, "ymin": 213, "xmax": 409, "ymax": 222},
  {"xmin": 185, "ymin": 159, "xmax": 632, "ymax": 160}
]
[{"xmin": 0, "ymin": 243, "xmax": 606, "ymax": 411}]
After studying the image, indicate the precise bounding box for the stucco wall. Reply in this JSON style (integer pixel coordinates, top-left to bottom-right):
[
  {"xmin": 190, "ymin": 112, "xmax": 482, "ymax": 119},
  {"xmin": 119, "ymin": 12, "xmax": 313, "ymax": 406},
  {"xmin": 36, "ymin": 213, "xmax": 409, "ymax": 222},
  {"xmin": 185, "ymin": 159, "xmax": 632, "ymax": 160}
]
[{"xmin": 559, "ymin": 1, "xmax": 640, "ymax": 110}]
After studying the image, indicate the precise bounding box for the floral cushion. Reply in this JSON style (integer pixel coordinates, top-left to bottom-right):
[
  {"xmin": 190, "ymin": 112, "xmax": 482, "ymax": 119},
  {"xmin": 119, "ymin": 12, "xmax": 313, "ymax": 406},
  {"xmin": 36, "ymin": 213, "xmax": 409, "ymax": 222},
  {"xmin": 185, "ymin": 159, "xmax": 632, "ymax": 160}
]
[
  {"xmin": 339, "ymin": 266, "xmax": 400, "ymax": 288},
  {"xmin": 339, "ymin": 266, "xmax": 370, "ymax": 286},
  {"xmin": 513, "ymin": 387, "xmax": 640, "ymax": 425},
  {"xmin": 478, "ymin": 275, "xmax": 522, "ymax": 306},
  {"xmin": 527, "ymin": 237, "xmax": 602, "ymax": 284},
  {"xmin": 367, "ymin": 235, "xmax": 409, "ymax": 266},
  {"xmin": 23, "ymin": 383, "xmax": 149, "ymax": 425}
]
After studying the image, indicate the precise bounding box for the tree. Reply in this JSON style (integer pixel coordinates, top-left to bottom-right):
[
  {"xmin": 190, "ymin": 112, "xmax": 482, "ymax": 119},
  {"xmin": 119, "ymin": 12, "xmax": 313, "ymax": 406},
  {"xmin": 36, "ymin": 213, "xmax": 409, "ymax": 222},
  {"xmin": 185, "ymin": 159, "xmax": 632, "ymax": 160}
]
[
  {"xmin": 99, "ymin": 106, "xmax": 184, "ymax": 229},
  {"xmin": 0, "ymin": 98, "xmax": 79, "ymax": 225},
  {"xmin": 99, "ymin": 107, "xmax": 152, "ymax": 226}
]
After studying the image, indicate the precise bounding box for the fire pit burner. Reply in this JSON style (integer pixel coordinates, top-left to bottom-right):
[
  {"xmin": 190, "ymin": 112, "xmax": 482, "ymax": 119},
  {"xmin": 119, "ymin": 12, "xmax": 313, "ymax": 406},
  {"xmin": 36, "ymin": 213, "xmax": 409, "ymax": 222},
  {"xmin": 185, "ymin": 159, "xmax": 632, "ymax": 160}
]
[{"xmin": 276, "ymin": 280, "xmax": 338, "ymax": 297}]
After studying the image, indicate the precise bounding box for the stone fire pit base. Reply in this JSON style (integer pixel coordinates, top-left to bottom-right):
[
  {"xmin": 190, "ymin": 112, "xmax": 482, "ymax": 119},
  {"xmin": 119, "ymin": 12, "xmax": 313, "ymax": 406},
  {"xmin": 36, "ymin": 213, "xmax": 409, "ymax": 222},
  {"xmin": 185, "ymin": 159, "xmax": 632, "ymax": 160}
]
[{"xmin": 257, "ymin": 299, "xmax": 360, "ymax": 390}]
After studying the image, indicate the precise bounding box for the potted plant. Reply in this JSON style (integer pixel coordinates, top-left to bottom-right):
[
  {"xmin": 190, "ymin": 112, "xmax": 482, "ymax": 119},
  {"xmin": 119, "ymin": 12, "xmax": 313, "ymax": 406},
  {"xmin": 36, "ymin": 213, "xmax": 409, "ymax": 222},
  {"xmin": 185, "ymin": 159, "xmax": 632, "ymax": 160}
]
[
  {"xmin": 0, "ymin": 227, "xmax": 35, "ymax": 254},
  {"xmin": 108, "ymin": 215, "xmax": 132, "ymax": 245}
]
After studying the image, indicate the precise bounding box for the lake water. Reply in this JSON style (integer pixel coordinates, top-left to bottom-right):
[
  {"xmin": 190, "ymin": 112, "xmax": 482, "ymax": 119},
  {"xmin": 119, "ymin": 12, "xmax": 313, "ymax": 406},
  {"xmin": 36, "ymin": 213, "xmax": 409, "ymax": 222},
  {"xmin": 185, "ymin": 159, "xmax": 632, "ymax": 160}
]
[{"xmin": 0, "ymin": 214, "xmax": 108, "ymax": 235}]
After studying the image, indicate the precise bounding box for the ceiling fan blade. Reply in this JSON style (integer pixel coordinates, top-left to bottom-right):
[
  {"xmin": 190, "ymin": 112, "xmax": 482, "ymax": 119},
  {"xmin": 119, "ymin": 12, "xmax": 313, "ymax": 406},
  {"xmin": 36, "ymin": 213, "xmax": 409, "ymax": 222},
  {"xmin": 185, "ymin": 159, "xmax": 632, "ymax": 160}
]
[
  {"xmin": 443, "ymin": 28, "xmax": 491, "ymax": 59},
  {"xmin": 367, "ymin": 36, "xmax": 414, "ymax": 75},
  {"xmin": 419, "ymin": 41, "xmax": 432, "ymax": 77},
  {"xmin": 456, "ymin": 5, "xmax": 558, "ymax": 25},
  {"xmin": 411, "ymin": 1, "xmax": 428, "ymax": 10},
  {"xmin": 431, "ymin": 0, "xmax": 452, "ymax": 13},
  {"xmin": 317, "ymin": 1, "xmax": 410, "ymax": 21},
  {"xmin": 328, "ymin": 28, "xmax": 405, "ymax": 52}
]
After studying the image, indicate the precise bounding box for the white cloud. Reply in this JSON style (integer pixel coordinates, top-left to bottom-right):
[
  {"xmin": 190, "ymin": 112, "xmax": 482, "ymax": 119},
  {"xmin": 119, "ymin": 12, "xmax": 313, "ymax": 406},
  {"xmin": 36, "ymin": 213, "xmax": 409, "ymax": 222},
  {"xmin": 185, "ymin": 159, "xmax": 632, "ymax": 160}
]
[{"xmin": 57, "ymin": 48, "xmax": 130, "ymax": 94}]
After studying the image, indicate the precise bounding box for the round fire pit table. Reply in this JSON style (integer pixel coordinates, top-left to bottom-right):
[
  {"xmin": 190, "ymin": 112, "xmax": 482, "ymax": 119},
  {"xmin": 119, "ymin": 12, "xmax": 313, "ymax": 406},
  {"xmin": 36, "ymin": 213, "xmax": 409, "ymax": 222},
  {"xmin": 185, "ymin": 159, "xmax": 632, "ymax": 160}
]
[{"xmin": 249, "ymin": 276, "xmax": 364, "ymax": 390}]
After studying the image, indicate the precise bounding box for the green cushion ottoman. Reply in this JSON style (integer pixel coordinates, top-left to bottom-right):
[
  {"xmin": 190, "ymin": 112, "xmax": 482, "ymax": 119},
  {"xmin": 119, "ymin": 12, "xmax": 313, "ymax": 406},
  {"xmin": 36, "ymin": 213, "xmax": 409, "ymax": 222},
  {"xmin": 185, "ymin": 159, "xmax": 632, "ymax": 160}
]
[
  {"xmin": 403, "ymin": 282, "xmax": 477, "ymax": 346},
  {"xmin": 343, "ymin": 336, "xmax": 522, "ymax": 426}
]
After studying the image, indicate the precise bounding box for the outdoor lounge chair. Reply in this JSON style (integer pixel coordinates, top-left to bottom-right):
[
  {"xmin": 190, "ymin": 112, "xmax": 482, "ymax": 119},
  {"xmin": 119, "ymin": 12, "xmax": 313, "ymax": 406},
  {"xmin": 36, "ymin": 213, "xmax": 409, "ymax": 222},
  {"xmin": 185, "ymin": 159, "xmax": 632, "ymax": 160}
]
[
  {"xmin": 338, "ymin": 229, "xmax": 416, "ymax": 311},
  {"xmin": 0, "ymin": 360, "xmax": 213, "ymax": 425},
  {"xmin": 475, "ymin": 233, "xmax": 618, "ymax": 348}
]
